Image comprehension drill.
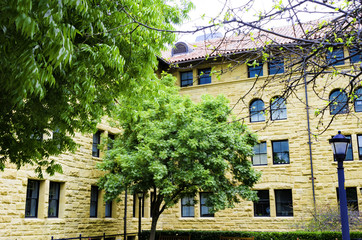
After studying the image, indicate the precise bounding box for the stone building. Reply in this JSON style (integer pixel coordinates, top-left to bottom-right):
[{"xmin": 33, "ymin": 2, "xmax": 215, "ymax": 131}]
[{"xmin": 1, "ymin": 25, "xmax": 362, "ymax": 240}]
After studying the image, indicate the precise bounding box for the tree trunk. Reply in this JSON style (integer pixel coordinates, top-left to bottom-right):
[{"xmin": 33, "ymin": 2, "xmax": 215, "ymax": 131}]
[{"xmin": 149, "ymin": 212, "xmax": 160, "ymax": 240}]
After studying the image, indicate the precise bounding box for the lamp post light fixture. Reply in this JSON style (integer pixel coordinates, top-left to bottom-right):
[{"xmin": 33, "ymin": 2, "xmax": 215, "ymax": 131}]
[
  {"xmin": 329, "ymin": 131, "xmax": 351, "ymax": 240},
  {"xmin": 138, "ymin": 192, "xmax": 144, "ymax": 240}
]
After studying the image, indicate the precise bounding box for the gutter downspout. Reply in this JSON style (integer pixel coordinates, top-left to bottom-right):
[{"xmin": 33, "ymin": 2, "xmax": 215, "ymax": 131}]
[{"xmin": 303, "ymin": 70, "xmax": 317, "ymax": 213}]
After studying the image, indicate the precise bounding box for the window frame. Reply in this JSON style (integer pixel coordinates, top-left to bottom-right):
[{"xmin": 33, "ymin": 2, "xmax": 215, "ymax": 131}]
[
  {"xmin": 354, "ymin": 88, "xmax": 362, "ymax": 112},
  {"xmin": 272, "ymin": 140, "xmax": 290, "ymax": 164},
  {"xmin": 200, "ymin": 192, "xmax": 214, "ymax": 217},
  {"xmin": 326, "ymin": 48, "xmax": 345, "ymax": 66},
  {"xmin": 48, "ymin": 181, "xmax": 60, "ymax": 218},
  {"xmin": 181, "ymin": 196, "xmax": 195, "ymax": 218},
  {"xmin": 25, "ymin": 179, "xmax": 40, "ymax": 218},
  {"xmin": 275, "ymin": 189, "xmax": 293, "ymax": 217},
  {"xmin": 198, "ymin": 68, "xmax": 211, "ymax": 85},
  {"xmin": 270, "ymin": 97, "xmax": 287, "ymax": 120},
  {"xmin": 252, "ymin": 142, "xmax": 267, "ymax": 166},
  {"xmin": 92, "ymin": 130, "xmax": 101, "ymax": 157},
  {"xmin": 180, "ymin": 71, "xmax": 193, "ymax": 87},
  {"xmin": 248, "ymin": 62, "xmax": 263, "ymax": 78},
  {"xmin": 90, "ymin": 186, "xmax": 99, "ymax": 218},
  {"xmin": 254, "ymin": 190, "xmax": 270, "ymax": 217},
  {"xmin": 250, "ymin": 99, "xmax": 265, "ymax": 123},
  {"xmin": 132, "ymin": 193, "xmax": 145, "ymax": 218},
  {"xmin": 268, "ymin": 58, "xmax": 284, "ymax": 75},
  {"xmin": 329, "ymin": 89, "xmax": 349, "ymax": 115}
]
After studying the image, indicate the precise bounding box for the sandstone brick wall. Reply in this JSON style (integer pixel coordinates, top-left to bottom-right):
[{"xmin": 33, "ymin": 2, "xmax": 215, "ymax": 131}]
[{"xmin": 1, "ymin": 55, "xmax": 362, "ymax": 239}]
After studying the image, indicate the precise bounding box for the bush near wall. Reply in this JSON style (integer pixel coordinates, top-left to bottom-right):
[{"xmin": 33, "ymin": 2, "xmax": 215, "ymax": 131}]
[{"xmin": 140, "ymin": 230, "xmax": 362, "ymax": 240}]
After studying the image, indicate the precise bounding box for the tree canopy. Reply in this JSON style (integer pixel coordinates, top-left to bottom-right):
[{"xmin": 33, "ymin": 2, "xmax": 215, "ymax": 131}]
[
  {"xmin": 98, "ymin": 74, "xmax": 260, "ymax": 240},
  {"xmin": 0, "ymin": 0, "xmax": 192, "ymax": 176}
]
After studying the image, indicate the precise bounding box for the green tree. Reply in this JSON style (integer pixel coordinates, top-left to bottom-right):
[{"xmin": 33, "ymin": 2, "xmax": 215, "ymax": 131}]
[
  {"xmin": 0, "ymin": 0, "xmax": 191, "ymax": 176},
  {"xmin": 98, "ymin": 74, "xmax": 261, "ymax": 240}
]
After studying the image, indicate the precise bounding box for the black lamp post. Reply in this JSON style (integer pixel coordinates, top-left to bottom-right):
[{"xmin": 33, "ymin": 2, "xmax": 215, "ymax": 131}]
[
  {"xmin": 329, "ymin": 131, "xmax": 351, "ymax": 240},
  {"xmin": 138, "ymin": 192, "xmax": 144, "ymax": 240}
]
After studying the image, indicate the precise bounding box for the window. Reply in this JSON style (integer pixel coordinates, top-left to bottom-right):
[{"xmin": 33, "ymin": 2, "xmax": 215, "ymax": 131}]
[
  {"xmin": 268, "ymin": 58, "xmax": 284, "ymax": 75},
  {"xmin": 254, "ymin": 190, "xmax": 270, "ymax": 217},
  {"xmin": 345, "ymin": 135, "xmax": 353, "ymax": 161},
  {"xmin": 200, "ymin": 193, "xmax": 214, "ymax": 217},
  {"xmin": 48, "ymin": 182, "xmax": 60, "ymax": 218},
  {"xmin": 271, "ymin": 97, "xmax": 287, "ymax": 120},
  {"xmin": 181, "ymin": 197, "xmax": 195, "ymax": 217},
  {"xmin": 92, "ymin": 130, "xmax": 101, "ymax": 157},
  {"xmin": 248, "ymin": 62, "xmax": 263, "ymax": 78},
  {"xmin": 250, "ymin": 99, "xmax": 265, "ymax": 122},
  {"xmin": 327, "ymin": 48, "xmax": 345, "ymax": 66},
  {"xmin": 198, "ymin": 68, "xmax": 211, "ymax": 85},
  {"xmin": 133, "ymin": 193, "xmax": 144, "ymax": 218},
  {"xmin": 25, "ymin": 180, "xmax": 40, "ymax": 218},
  {"xmin": 180, "ymin": 71, "xmax": 193, "ymax": 87},
  {"xmin": 354, "ymin": 88, "xmax": 362, "ymax": 112},
  {"xmin": 90, "ymin": 186, "xmax": 99, "ymax": 218},
  {"xmin": 337, "ymin": 187, "xmax": 359, "ymax": 212},
  {"xmin": 252, "ymin": 142, "xmax": 267, "ymax": 166},
  {"xmin": 275, "ymin": 189, "xmax": 293, "ymax": 216},
  {"xmin": 329, "ymin": 90, "xmax": 348, "ymax": 115},
  {"xmin": 105, "ymin": 200, "xmax": 112, "ymax": 218},
  {"xmin": 358, "ymin": 135, "xmax": 362, "ymax": 160},
  {"xmin": 350, "ymin": 48, "xmax": 362, "ymax": 63},
  {"xmin": 108, "ymin": 133, "xmax": 115, "ymax": 150},
  {"xmin": 272, "ymin": 140, "xmax": 289, "ymax": 164}
]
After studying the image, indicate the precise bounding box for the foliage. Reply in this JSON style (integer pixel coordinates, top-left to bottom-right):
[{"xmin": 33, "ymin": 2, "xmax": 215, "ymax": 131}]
[
  {"xmin": 98, "ymin": 74, "xmax": 260, "ymax": 240},
  {"xmin": 294, "ymin": 204, "xmax": 362, "ymax": 232},
  {"xmin": 0, "ymin": 0, "xmax": 191, "ymax": 176},
  {"xmin": 140, "ymin": 230, "xmax": 362, "ymax": 240}
]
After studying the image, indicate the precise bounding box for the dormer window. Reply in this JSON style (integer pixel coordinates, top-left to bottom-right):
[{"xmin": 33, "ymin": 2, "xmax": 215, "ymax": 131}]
[{"xmin": 172, "ymin": 42, "xmax": 189, "ymax": 56}]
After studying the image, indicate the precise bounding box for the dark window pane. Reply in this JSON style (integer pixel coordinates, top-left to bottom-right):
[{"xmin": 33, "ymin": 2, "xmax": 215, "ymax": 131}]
[
  {"xmin": 358, "ymin": 135, "xmax": 362, "ymax": 160},
  {"xmin": 181, "ymin": 197, "xmax": 195, "ymax": 217},
  {"xmin": 254, "ymin": 190, "xmax": 270, "ymax": 217},
  {"xmin": 248, "ymin": 62, "xmax": 263, "ymax": 78},
  {"xmin": 180, "ymin": 71, "xmax": 193, "ymax": 87},
  {"xmin": 345, "ymin": 136, "xmax": 353, "ymax": 161},
  {"xmin": 25, "ymin": 180, "xmax": 40, "ymax": 218},
  {"xmin": 271, "ymin": 97, "xmax": 287, "ymax": 120},
  {"xmin": 105, "ymin": 200, "xmax": 112, "ymax": 218},
  {"xmin": 327, "ymin": 48, "xmax": 345, "ymax": 66},
  {"xmin": 198, "ymin": 68, "xmax": 211, "ymax": 85},
  {"xmin": 275, "ymin": 189, "xmax": 293, "ymax": 216},
  {"xmin": 90, "ymin": 186, "xmax": 98, "ymax": 217},
  {"xmin": 354, "ymin": 88, "xmax": 362, "ymax": 112},
  {"xmin": 330, "ymin": 90, "xmax": 348, "ymax": 115},
  {"xmin": 350, "ymin": 48, "xmax": 362, "ymax": 63},
  {"xmin": 252, "ymin": 142, "xmax": 267, "ymax": 165},
  {"xmin": 48, "ymin": 182, "xmax": 60, "ymax": 217},
  {"xmin": 250, "ymin": 99, "xmax": 265, "ymax": 122},
  {"xmin": 200, "ymin": 193, "xmax": 214, "ymax": 217},
  {"xmin": 92, "ymin": 131, "xmax": 101, "ymax": 157},
  {"xmin": 337, "ymin": 187, "xmax": 359, "ymax": 212},
  {"xmin": 268, "ymin": 58, "xmax": 284, "ymax": 75},
  {"xmin": 272, "ymin": 140, "xmax": 290, "ymax": 164}
]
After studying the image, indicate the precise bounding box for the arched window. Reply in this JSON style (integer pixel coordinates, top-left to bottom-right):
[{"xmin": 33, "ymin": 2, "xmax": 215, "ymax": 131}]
[
  {"xmin": 354, "ymin": 88, "xmax": 362, "ymax": 112},
  {"xmin": 329, "ymin": 89, "xmax": 348, "ymax": 115},
  {"xmin": 250, "ymin": 99, "xmax": 265, "ymax": 122},
  {"xmin": 270, "ymin": 97, "xmax": 287, "ymax": 120},
  {"xmin": 172, "ymin": 42, "xmax": 189, "ymax": 56}
]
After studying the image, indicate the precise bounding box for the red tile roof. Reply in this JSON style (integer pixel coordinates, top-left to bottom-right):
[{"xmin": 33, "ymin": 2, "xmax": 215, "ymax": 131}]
[{"xmin": 161, "ymin": 21, "xmax": 325, "ymax": 64}]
